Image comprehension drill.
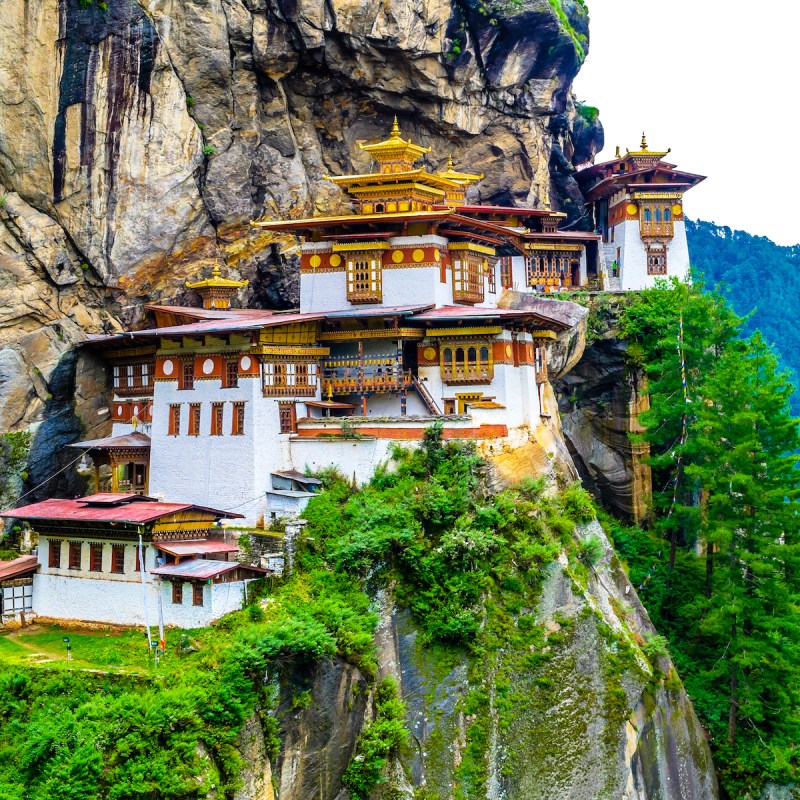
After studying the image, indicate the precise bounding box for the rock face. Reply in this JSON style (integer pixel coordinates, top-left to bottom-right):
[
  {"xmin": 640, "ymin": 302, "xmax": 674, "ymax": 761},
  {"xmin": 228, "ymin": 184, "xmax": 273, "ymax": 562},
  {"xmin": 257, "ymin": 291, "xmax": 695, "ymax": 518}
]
[
  {"xmin": 267, "ymin": 522, "xmax": 718, "ymax": 800},
  {"xmin": 554, "ymin": 320, "xmax": 653, "ymax": 523},
  {"xmin": 1, "ymin": 0, "xmax": 602, "ymax": 324}
]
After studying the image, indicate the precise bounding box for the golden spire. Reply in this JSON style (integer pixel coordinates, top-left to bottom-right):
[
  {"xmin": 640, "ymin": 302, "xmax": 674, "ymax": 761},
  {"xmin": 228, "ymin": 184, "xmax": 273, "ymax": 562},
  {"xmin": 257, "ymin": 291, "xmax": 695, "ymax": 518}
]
[
  {"xmin": 615, "ymin": 145, "xmax": 621, "ymax": 159},
  {"xmin": 358, "ymin": 117, "xmax": 431, "ymax": 166},
  {"xmin": 641, "ymin": 131, "xmax": 648, "ymax": 151},
  {"xmin": 437, "ymin": 154, "xmax": 483, "ymax": 185},
  {"xmin": 390, "ymin": 116, "xmax": 401, "ymax": 139},
  {"xmin": 186, "ymin": 262, "xmax": 248, "ymax": 309},
  {"xmin": 543, "ymin": 185, "xmax": 551, "ymax": 211}
]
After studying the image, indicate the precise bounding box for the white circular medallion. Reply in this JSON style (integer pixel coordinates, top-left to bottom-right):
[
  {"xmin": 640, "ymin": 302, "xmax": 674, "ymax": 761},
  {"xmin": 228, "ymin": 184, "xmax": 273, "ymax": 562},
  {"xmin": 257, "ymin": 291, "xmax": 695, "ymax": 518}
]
[
  {"xmin": 162, "ymin": 359, "xmax": 174, "ymax": 376},
  {"xmin": 117, "ymin": 405, "xmax": 123, "ymax": 416},
  {"xmin": 202, "ymin": 358, "xmax": 215, "ymax": 375},
  {"xmin": 133, "ymin": 405, "xmax": 139, "ymax": 416},
  {"xmin": 240, "ymin": 355, "xmax": 252, "ymax": 371}
]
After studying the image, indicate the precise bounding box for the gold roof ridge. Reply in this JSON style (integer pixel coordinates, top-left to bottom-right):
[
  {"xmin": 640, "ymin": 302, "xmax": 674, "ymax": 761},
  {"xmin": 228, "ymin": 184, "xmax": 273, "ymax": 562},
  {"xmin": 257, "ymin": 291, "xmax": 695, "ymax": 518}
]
[{"xmin": 186, "ymin": 263, "xmax": 249, "ymax": 291}]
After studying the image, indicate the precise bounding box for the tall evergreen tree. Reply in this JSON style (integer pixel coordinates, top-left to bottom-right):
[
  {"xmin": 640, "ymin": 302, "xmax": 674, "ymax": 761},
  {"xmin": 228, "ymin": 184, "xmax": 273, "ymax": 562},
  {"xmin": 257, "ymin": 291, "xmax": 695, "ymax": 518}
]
[{"xmin": 684, "ymin": 333, "xmax": 800, "ymax": 751}]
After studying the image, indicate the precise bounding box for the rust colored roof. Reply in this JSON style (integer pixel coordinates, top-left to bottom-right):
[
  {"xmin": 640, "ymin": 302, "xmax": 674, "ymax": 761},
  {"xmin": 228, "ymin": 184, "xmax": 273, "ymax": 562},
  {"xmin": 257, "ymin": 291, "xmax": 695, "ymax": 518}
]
[
  {"xmin": 69, "ymin": 433, "xmax": 152, "ymax": 450},
  {"xmin": 145, "ymin": 305, "xmax": 277, "ymax": 320},
  {"xmin": 411, "ymin": 305, "xmax": 573, "ymax": 331},
  {"xmin": 303, "ymin": 400, "xmax": 358, "ymax": 409},
  {"xmin": 128, "ymin": 310, "xmax": 324, "ymax": 338},
  {"xmin": 452, "ymin": 204, "xmax": 566, "ymax": 219},
  {"xmin": 78, "ymin": 493, "xmax": 159, "ymax": 504},
  {"xmin": 150, "ymin": 558, "xmax": 269, "ymax": 580},
  {"xmin": 1, "ymin": 498, "xmax": 243, "ymax": 524},
  {"xmin": 154, "ymin": 540, "xmax": 239, "ymax": 557},
  {"xmin": 0, "ymin": 555, "xmax": 39, "ymax": 580}
]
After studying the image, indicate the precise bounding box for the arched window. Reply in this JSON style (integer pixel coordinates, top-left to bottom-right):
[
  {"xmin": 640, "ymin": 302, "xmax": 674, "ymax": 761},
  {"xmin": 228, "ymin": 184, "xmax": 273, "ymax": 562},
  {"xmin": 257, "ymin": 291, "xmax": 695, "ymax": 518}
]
[
  {"xmin": 467, "ymin": 347, "xmax": 477, "ymax": 365},
  {"xmin": 643, "ymin": 208, "xmax": 652, "ymax": 222},
  {"xmin": 456, "ymin": 347, "xmax": 465, "ymax": 364},
  {"xmin": 375, "ymin": 203, "xmax": 384, "ymax": 213},
  {"xmin": 479, "ymin": 346, "xmax": 489, "ymax": 364},
  {"xmin": 443, "ymin": 348, "xmax": 453, "ymax": 364},
  {"xmin": 664, "ymin": 207, "xmax": 672, "ymax": 222},
  {"xmin": 655, "ymin": 208, "xmax": 662, "ymax": 222}
]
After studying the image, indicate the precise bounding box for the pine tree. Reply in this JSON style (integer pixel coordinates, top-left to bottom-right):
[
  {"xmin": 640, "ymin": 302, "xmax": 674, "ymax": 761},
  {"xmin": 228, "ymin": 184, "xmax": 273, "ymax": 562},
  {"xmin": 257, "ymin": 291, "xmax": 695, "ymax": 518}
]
[{"xmin": 684, "ymin": 333, "xmax": 800, "ymax": 750}]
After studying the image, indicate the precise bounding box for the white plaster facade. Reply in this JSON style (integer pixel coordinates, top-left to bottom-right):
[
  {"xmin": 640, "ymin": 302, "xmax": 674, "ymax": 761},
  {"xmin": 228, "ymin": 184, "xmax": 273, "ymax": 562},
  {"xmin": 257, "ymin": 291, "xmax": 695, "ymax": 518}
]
[
  {"xmin": 608, "ymin": 219, "xmax": 691, "ymax": 291},
  {"xmin": 33, "ymin": 536, "xmax": 254, "ymax": 628}
]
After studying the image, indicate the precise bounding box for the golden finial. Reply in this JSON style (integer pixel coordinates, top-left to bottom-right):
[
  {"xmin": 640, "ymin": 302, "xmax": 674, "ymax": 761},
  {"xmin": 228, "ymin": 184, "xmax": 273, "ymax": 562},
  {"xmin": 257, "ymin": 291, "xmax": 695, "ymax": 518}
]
[
  {"xmin": 211, "ymin": 263, "xmax": 222, "ymax": 278},
  {"xmin": 543, "ymin": 185, "xmax": 551, "ymax": 210},
  {"xmin": 615, "ymin": 145, "xmax": 621, "ymax": 159},
  {"xmin": 390, "ymin": 116, "xmax": 401, "ymax": 139},
  {"xmin": 641, "ymin": 132, "xmax": 648, "ymax": 151}
]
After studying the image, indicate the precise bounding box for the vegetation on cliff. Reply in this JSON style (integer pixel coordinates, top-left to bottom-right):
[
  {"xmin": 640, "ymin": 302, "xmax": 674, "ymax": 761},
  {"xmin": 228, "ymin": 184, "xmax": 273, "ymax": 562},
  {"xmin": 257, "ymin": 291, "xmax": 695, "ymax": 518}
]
[{"xmin": 616, "ymin": 280, "xmax": 800, "ymax": 798}]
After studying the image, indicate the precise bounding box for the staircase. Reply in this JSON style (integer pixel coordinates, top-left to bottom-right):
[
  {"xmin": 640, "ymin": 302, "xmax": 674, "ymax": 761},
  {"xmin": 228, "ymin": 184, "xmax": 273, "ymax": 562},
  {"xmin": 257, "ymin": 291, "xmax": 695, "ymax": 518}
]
[{"xmin": 411, "ymin": 377, "xmax": 441, "ymax": 415}]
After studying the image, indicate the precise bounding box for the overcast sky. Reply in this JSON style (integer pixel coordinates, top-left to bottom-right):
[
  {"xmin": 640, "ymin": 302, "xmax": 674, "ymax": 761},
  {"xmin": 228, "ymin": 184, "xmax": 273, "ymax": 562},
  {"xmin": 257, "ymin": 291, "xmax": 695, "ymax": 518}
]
[{"xmin": 572, "ymin": 1, "xmax": 800, "ymax": 246}]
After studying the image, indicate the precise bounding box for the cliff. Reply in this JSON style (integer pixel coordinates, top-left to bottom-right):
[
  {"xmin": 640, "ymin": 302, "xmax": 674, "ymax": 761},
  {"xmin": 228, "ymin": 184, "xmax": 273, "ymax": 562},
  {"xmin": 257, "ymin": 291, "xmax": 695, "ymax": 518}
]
[
  {"xmin": 236, "ymin": 519, "xmax": 718, "ymax": 800},
  {"xmin": 0, "ymin": 0, "xmax": 601, "ymax": 440}
]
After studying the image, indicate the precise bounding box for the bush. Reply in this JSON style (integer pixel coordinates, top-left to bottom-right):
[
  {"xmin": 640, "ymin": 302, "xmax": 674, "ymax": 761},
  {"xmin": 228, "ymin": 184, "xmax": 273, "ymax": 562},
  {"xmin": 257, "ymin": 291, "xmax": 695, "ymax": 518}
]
[{"xmin": 342, "ymin": 677, "xmax": 408, "ymax": 799}]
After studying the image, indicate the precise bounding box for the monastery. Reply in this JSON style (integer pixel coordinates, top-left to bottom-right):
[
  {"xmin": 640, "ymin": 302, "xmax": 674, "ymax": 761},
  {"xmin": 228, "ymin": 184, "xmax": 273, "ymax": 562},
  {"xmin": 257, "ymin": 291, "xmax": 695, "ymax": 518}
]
[{"xmin": 0, "ymin": 123, "xmax": 704, "ymax": 628}]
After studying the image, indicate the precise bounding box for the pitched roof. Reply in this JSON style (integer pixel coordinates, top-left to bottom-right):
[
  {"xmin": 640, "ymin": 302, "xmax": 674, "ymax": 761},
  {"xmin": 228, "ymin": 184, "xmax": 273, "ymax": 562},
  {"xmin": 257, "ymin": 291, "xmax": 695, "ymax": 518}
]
[
  {"xmin": 69, "ymin": 433, "xmax": 152, "ymax": 450},
  {"xmin": 154, "ymin": 540, "xmax": 239, "ymax": 557},
  {"xmin": 150, "ymin": 558, "xmax": 269, "ymax": 580},
  {"xmin": 0, "ymin": 555, "xmax": 39, "ymax": 580},
  {"xmin": 1, "ymin": 496, "xmax": 243, "ymax": 524}
]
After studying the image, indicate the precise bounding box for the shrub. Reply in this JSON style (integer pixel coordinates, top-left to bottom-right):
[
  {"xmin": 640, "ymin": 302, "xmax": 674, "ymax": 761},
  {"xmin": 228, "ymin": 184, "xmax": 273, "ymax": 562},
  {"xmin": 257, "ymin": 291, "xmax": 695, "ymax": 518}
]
[{"xmin": 202, "ymin": 145, "xmax": 216, "ymax": 156}]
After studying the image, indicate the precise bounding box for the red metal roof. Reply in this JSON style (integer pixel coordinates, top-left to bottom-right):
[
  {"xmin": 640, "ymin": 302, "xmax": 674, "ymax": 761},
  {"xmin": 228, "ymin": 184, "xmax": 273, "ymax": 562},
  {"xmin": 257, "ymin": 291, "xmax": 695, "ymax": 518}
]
[
  {"xmin": 129, "ymin": 311, "xmax": 324, "ymax": 339},
  {"xmin": 145, "ymin": 305, "xmax": 277, "ymax": 320},
  {"xmin": 77, "ymin": 493, "xmax": 158, "ymax": 504},
  {"xmin": 1, "ymin": 498, "xmax": 243, "ymax": 524},
  {"xmin": 69, "ymin": 433, "xmax": 151, "ymax": 450},
  {"xmin": 150, "ymin": 558, "xmax": 269, "ymax": 580},
  {"xmin": 410, "ymin": 305, "xmax": 572, "ymax": 330},
  {"xmin": 154, "ymin": 540, "xmax": 239, "ymax": 557},
  {"xmin": 0, "ymin": 555, "xmax": 39, "ymax": 581}
]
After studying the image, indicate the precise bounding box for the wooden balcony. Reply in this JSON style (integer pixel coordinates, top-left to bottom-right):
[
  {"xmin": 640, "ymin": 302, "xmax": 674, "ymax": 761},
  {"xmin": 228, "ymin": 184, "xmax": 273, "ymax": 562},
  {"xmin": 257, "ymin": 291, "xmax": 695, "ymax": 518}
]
[
  {"xmin": 114, "ymin": 383, "xmax": 155, "ymax": 397},
  {"xmin": 321, "ymin": 355, "xmax": 411, "ymax": 394},
  {"xmin": 263, "ymin": 384, "xmax": 318, "ymax": 398},
  {"xmin": 452, "ymin": 287, "xmax": 485, "ymax": 305},
  {"xmin": 640, "ymin": 221, "xmax": 674, "ymax": 239},
  {"xmin": 441, "ymin": 363, "xmax": 494, "ymax": 385}
]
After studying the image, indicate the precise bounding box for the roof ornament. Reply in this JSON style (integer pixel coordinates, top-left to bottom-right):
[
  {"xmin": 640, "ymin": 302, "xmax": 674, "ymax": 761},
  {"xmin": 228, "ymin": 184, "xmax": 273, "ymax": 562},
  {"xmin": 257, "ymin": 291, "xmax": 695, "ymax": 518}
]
[
  {"xmin": 390, "ymin": 116, "xmax": 402, "ymax": 140},
  {"xmin": 641, "ymin": 131, "xmax": 648, "ymax": 151},
  {"xmin": 615, "ymin": 145, "xmax": 621, "ymax": 159},
  {"xmin": 185, "ymin": 262, "xmax": 248, "ymax": 310}
]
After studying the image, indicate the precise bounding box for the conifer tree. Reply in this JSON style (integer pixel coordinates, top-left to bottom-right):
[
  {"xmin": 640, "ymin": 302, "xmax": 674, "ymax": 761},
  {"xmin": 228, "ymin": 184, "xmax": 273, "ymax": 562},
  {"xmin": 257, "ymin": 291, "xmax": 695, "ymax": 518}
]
[{"xmin": 684, "ymin": 333, "xmax": 800, "ymax": 748}]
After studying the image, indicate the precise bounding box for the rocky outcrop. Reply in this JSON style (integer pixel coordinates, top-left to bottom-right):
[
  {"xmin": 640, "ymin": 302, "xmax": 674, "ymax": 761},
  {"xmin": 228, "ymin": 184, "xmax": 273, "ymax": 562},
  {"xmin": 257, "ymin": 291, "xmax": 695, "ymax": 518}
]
[
  {"xmin": 1, "ymin": 0, "xmax": 602, "ymax": 322},
  {"xmin": 270, "ymin": 520, "xmax": 718, "ymax": 800},
  {"xmin": 554, "ymin": 312, "xmax": 653, "ymax": 523}
]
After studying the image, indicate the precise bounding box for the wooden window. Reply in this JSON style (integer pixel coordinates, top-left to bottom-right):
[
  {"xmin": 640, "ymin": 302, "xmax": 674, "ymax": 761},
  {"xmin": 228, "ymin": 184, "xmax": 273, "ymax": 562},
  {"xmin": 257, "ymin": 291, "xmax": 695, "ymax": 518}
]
[
  {"xmin": 224, "ymin": 359, "xmax": 239, "ymax": 389},
  {"xmin": 232, "ymin": 402, "xmax": 245, "ymax": 435},
  {"xmin": 168, "ymin": 404, "xmax": 181, "ymax": 436},
  {"xmin": 487, "ymin": 262, "xmax": 497, "ymax": 294},
  {"xmin": 192, "ymin": 584, "xmax": 204, "ymax": 606},
  {"xmin": 647, "ymin": 247, "xmax": 667, "ymax": 275},
  {"xmin": 89, "ymin": 542, "xmax": 103, "ymax": 572},
  {"xmin": 211, "ymin": 402, "xmax": 224, "ymax": 436},
  {"xmin": 180, "ymin": 360, "xmax": 194, "ymax": 390},
  {"xmin": 111, "ymin": 544, "xmax": 125, "ymax": 574},
  {"xmin": 68, "ymin": 541, "xmax": 82, "ymax": 570},
  {"xmin": 134, "ymin": 546, "xmax": 142, "ymax": 572},
  {"xmin": 443, "ymin": 398, "xmax": 456, "ymax": 416},
  {"xmin": 278, "ymin": 402, "xmax": 297, "ymax": 434},
  {"xmin": 500, "ymin": 257, "xmax": 513, "ymax": 289},
  {"xmin": 262, "ymin": 361, "xmax": 317, "ymax": 397},
  {"xmin": 452, "ymin": 255, "xmax": 484, "ymax": 304},
  {"xmin": 112, "ymin": 365, "xmax": 120, "ymax": 389},
  {"xmin": 188, "ymin": 403, "xmax": 201, "ymax": 436},
  {"xmin": 172, "ymin": 582, "xmax": 183, "ymax": 605},
  {"xmin": 440, "ymin": 342, "xmax": 493, "ymax": 384},
  {"xmin": 345, "ymin": 254, "xmax": 382, "ymax": 303},
  {"xmin": 48, "ymin": 540, "xmax": 61, "ymax": 569}
]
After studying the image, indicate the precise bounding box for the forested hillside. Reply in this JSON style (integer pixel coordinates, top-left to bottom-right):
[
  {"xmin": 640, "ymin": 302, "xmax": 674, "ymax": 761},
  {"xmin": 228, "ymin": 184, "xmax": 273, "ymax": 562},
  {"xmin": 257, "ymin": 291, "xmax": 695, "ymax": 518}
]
[{"xmin": 687, "ymin": 219, "xmax": 800, "ymax": 411}]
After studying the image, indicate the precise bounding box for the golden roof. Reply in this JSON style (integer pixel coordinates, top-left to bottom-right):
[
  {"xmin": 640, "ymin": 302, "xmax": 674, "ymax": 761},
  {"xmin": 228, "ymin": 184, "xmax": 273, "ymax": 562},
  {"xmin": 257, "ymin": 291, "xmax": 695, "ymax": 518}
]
[
  {"xmin": 185, "ymin": 264, "xmax": 248, "ymax": 291},
  {"xmin": 358, "ymin": 117, "xmax": 431, "ymax": 164},
  {"xmin": 624, "ymin": 132, "xmax": 670, "ymax": 161},
  {"xmin": 437, "ymin": 155, "xmax": 483, "ymax": 186}
]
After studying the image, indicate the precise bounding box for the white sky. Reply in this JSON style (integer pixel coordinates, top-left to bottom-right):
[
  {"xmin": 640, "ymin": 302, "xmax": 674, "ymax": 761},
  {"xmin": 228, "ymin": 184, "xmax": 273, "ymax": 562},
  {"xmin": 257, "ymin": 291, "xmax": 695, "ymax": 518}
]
[{"xmin": 572, "ymin": 1, "xmax": 800, "ymax": 246}]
